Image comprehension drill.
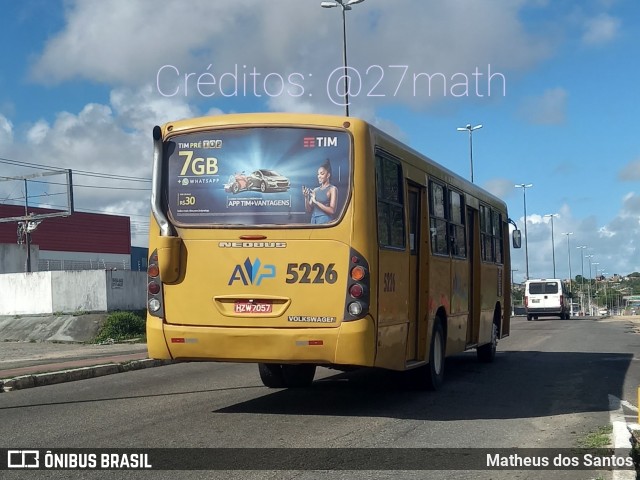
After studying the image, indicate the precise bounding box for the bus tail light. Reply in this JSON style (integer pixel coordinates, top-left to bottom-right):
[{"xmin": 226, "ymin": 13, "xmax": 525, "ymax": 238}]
[
  {"xmin": 148, "ymin": 281, "xmax": 161, "ymax": 295},
  {"xmin": 147, "ymin": 249, "xmax": 165, "ymax": 318},
  {"xmin": 343, "ymin": 248, "xmax": 369, "ymax": 321},
  {"xmin": 349, "ymin": 284, "xmax": 364, "ymax": 298},
  {"xmin": 148, "ymin": 263, "xmax": 160, "ymax": 278},
  {"xmin": 351, "ymin": 266, "xmax": 366, "ymax": 281},
  {"xmin": 525, "ymin": 295, "xmax": 529, "ymax": 308}
]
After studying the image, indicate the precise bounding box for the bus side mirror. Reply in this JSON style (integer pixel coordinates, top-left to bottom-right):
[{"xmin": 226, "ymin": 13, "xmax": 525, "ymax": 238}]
[{"xmin": 512, "ymin": 230, "xmax": 522, "ymax": 249}]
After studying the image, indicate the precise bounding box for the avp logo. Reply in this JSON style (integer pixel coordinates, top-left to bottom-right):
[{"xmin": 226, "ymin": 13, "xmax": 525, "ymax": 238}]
[{"xmin": 228, "ymin": 257, "xmax": 276, "ymax": 286}]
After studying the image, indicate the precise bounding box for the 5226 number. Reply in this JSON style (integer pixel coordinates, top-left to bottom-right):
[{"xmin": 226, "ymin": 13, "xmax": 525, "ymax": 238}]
[{"xmin": 285, "ymin": 263, "xmax": 338, "ymax": 284}]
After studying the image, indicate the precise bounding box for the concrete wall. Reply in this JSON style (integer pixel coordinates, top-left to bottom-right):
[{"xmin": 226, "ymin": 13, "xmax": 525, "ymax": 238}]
[
  {"xmin": 0, "ymin": 272, "xmax": 53, "ymax": 315},
  {"xmin": 51, "ymin": 270, "xmax": 108, "ymax": 313},
  {"xmin": 0, "ymin": 270, "xmax": 146, "ymax": 315},
  {"xmin": 105, "ymin": 270, "xmax": 146, "ymax": 311},
  {"xmin": 0, "ymin": 244, "xmax": 39, "ymax": 273}
]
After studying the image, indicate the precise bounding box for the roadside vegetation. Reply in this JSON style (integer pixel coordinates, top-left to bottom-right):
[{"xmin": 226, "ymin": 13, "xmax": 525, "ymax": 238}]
[
  {"xmin": 513, "ymin": 273, "xmax": 640, "ymax": 313},
  {"xmin": 93, "ymin": 311, "xmax": 146, "ymax": 344},
  {"xmin": 631, "ymin": 429, "xmax": 640, "ymax": 472},
  {"xmin": 576, "ymin": 425, "xmax": 612, "ymax": 449}
]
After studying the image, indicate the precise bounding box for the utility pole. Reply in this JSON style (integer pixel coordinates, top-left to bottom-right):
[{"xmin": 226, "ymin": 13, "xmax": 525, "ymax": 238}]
[{"xmin": 24, "ymin": 179, "xmax": 32, "ymax": 273}]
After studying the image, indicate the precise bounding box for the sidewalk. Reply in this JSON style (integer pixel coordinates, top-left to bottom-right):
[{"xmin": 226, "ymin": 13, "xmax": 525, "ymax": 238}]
[
  {"xmin": 0, "ymin": 341, "xmax": 173, "ymax": 392},
  {"xmin": 0, "ymin": 313, "xmax": 175, "ymax": 392}
]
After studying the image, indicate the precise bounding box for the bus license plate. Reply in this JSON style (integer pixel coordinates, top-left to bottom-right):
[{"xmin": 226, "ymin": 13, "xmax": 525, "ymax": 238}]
[{"xmin": 234, "ymin": 301, "xmax": 272, "ymax": 314}]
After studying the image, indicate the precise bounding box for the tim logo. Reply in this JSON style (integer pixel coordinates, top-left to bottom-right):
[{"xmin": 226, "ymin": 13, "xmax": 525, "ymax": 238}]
[
  {"xmin": 228, "ymin": 257, "xmax": 276, "ymax": 286},
  {"xmin": 8, "ymin": 450, "xmax": 39, "ymax": 468},
  {"xmin": 303, "ymin": 136, "xmax": 338, "ymax": 148}
]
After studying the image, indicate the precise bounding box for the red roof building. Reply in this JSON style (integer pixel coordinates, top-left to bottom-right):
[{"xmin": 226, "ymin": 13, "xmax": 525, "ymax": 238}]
[{"xmin": 0, "ymin": 204, "xmax": 131, "ymax": 271}]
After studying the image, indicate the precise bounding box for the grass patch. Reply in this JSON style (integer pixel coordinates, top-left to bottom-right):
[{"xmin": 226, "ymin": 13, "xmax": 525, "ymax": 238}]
[
  {"xmin": 577, "ymin": 425, "xmax": 613, "ymax": 449},
  {"xmin": 94, "ymin": 311, "xmax": 146, "ymax": 344},
  {"xmin": 631, "ymin": 429, "xmax": 640, "ymax": 472}
]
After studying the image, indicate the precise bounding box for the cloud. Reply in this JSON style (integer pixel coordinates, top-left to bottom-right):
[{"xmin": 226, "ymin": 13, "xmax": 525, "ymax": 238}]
[
  {"xmin": 0, "ymin": 114, "xmax": 14, "ymax": 146},
  {"xmin": 110, "ymin": 85, "xmax": 199, "ymax": 133},
  {"xmin": 0, "ymin": 87, "xmax": 205, "ymax": 246},
  {"xmin": 518, "ymin": 87, "xmax": 567, "ymax": 125},
  {"xmin": 582, "ymin": 13, "xmax": 620, "ymax": 46},
  {"xmin": 621, "ymin": 192, "xmax": 640, "ymax": 215},
  {"xmin": 618, "ymin": 158, "xmax": 640, "ymax": 182},
  {"xmin": 26, "ymin": 120, "xmax": 49, "ymax": 145},
  {"xmin": 30, "ymin": 0, "xmax": 551, "ymax": 112},
  {"xmin": 510, "ymin": 194, "xmax": 640, "ymax": 280},
  {"xmin": 483, "ymin": 178, "xmax": 517, "ymax": 199},
  {"xmin": 30, "ymin": 0, "xmax": 255, "ymax": 86}
]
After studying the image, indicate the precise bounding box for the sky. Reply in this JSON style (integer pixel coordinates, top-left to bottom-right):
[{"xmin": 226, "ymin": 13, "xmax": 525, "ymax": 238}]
[{"xmin": 0, "ymin": 0, "xmax": 638, "ymax": 283}]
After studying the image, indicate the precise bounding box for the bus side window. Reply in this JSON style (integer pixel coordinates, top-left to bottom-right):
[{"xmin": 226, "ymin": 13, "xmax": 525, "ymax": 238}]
[
  {"xmin": 449, "ymin": 189, "xmax": 466, "ymax": 258},
  {"xmin": 429, "ymin": 181, "xmax": 448, "ymax": 255},
  {"xmin": 376, "ymin": 154, "xmax": 405, "ymax": 249}
]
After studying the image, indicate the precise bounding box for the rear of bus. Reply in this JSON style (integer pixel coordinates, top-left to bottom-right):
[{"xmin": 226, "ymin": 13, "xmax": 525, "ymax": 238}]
[{"xmin": 146, "ymin": 114, "xmax": 377, "ymax": 386}]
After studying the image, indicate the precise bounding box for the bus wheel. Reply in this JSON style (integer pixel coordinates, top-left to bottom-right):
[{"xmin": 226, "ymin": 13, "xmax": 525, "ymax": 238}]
[
  {"xmin": 258, "ymin": 363, "xmax": 286, "ymax": 388},
  {"xmin": 282, "ymin": 364, "xmax": 316, "ymax": 388},
  {"xmin": 425, "ymin": 319, "xmax": 445, "ymax": 390},
  {"xmin": 527, "ymin": 315, "xmax": 533, "ymax": 321},
  {"xmin": 477, "ymin": 322, "xmax": 498, "ymax": 363}
]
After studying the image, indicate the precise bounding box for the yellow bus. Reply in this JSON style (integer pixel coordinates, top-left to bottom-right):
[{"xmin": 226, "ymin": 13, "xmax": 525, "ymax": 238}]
[{"xmin": 146, "ymin": 113, "xmax": 521, "ymax": 389}]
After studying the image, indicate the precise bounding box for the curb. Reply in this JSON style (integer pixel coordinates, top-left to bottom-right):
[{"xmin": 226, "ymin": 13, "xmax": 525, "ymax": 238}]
[{"xmin": 0, "ymin": 359, "xmax": 175, "ymax": 392}]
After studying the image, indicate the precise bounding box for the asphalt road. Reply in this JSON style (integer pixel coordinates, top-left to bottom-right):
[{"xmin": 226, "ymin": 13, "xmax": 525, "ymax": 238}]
[{"xmin": 2, "ymin": 315, "xmax": 640, "ymax": 480}]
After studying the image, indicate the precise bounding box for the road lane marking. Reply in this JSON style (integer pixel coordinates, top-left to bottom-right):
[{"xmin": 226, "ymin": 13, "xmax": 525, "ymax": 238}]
[{"xmin": 608, "ymin": 394, "xmax": 636, "ymax": 480}]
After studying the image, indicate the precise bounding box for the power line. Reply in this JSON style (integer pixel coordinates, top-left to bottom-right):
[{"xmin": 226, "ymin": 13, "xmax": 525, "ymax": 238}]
[
  {"xmin": 0, "ymin": 156, "xmax": 151, "ymax": 183},
  {"xmin": 3, "ymin": 192, "xmax": 68, "ymax": 203},
  {"xmin": 28, "ymin": 179, "xmax": 151, "ymax": 191},
  {"xmin": 0, "ymin": 156, "xmax": 153, "ymax": 224},
  {"xmin": 2, "ymin": 181, "xmax": 149, "ymax": 205},
  {"xmin": 0, "ymin": 199, "xmax": 150, "ymax": 219}
]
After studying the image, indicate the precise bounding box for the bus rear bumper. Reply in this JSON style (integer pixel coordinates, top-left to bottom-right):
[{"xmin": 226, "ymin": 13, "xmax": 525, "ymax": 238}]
[
  {"xmin": 147, "ymin": 315, "xmax": 376, "ymax": 367},
  {"xmin": 526, "ymin": 308, "xmax": 564, "ymax": 315}
]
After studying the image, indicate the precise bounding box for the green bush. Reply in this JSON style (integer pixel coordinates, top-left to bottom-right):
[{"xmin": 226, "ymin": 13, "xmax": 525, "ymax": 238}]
[{"xmin": 94, "ymin": 311, "xmax": 146, "ymax": 343}]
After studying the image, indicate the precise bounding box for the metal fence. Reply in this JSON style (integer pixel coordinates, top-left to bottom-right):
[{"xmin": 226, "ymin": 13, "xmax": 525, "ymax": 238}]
[{"xmin": 36, "ymin": 259, "xmax": 148, "ymax": 272}]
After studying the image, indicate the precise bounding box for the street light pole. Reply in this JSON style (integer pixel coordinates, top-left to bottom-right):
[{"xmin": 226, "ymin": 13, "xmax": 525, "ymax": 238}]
[
  {"xmin": 592, "ymin": 262, "xmax": 601, "ymax": 312},
  {"xmin": 601, "ymin": 272, "xmax": 608, "ymax": 312},
  {"xmin": 586, "ymin": 255, "xmax": 594, "ymax": 316},
  {"xmin": 321, "ymin": 0, "xmax": 365, "ymax": 117},
  {"xmin": 457, "ymin": 123, "xmax": 483, "ymax": 183},
  {"xmin": 543, "ymin": 213, "xmax": 559, "ymax": 277},
  {"xmin": 562, "ymin": 232, "xmax": 573, "ymax": 293},
  {"xmin": 511, "ymin": 268, "xmax": 518, "ymax": 316},
  {"xmin": 515, "ymin": 184, "xmax": 533, "ymax": 280},
  {"xmin": 577, "ymin": 245, "xmax": 587, "ymax": 314}
]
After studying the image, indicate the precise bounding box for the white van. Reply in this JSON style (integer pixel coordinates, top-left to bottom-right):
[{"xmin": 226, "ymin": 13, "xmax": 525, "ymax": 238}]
[{"xmin": 524, "ymin": 279, "xmax": 570, "ymax": 321}]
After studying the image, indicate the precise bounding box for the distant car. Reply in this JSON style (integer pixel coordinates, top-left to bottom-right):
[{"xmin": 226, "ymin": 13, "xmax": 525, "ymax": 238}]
[
  {"xmin": 598, "ymin": 308, "xmax": 609, "ymax": 316},
  {"xmin": 524, "ymin": 278, "xmax": 570, "ymax": 321},
  {"xmin": 247, "ymin": 169, "xmax": 290, "ymax": 193}
]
